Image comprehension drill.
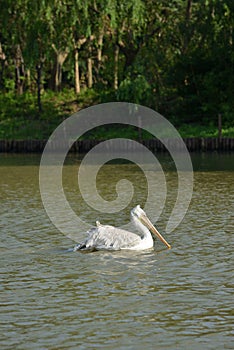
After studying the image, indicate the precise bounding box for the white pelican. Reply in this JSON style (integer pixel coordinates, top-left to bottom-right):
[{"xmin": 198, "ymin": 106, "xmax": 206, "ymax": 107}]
[{"xmin": 74, "ymin": 205, "xmax": 171, "ymax": 251}]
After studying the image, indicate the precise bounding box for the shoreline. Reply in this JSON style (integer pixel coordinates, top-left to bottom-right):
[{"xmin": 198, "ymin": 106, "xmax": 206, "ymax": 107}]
[{"xmin": 0, "ymin": 137, "xmax": 234, "ymax": 153}]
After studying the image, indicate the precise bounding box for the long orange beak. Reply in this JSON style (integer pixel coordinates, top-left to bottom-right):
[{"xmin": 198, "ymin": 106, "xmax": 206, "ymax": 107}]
[{"xmin": 141, "ymin": 215, "xmax": 171, "ymax": 249}]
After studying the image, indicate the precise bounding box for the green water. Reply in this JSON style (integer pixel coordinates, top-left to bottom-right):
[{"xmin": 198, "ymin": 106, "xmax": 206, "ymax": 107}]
[{"xmin": 0, "ymin": 153, "xmax": 233, "ymax": 349}]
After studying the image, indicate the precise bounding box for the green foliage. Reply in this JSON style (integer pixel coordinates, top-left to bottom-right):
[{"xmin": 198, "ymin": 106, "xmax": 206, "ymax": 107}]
[
  {"xmin": 0, "ymin": 89, "xmax": 102, "ymax": 139},
  {"xmin": 178, "ymin": 124, "xmax": 234, "ymax": 138},
  {"xmin": 0, "ymin": 0, "xmax": 233, "ymax": 137},
  {"xmin": 0, "ymin": 92, "xmax": 60, "ymax": 139},
  {"xmin": 0, "ymin": 90, "xmax": 233, "ymax": 140},
  {"xmin": 117, "ymin": 74, "xmax": 152, "ymax": 106}
]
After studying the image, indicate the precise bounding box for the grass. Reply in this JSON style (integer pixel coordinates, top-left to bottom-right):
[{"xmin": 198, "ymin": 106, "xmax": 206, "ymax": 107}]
[
  {"xmin": 178, "ymin": 124, "xmax": 234, "ymax": 138},
  {"xmin": 0, "ymin": 89, "xmax": 99, "ymax": 140},
  {"xmin": 0, "ymin": 90, "xmax": 233, "ymax": 140}
]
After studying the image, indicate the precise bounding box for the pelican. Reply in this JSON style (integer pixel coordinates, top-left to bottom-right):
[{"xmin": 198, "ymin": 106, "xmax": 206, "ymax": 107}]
[{"xmin": 73, "ymin": 205, "xmax": 171, "ymax": 251}]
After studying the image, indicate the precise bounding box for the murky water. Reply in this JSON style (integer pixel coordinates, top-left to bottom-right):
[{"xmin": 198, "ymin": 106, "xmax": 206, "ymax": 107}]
[{"xmin": 0, "ymin": 153, "xmax": 233, "ymax": 350}]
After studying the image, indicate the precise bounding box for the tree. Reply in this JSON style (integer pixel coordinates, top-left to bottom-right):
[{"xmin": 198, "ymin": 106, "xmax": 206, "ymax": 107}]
[
  {"xmin": 0, "ymin": 0, "xmax": 28, "ymax": 94},
  {"xmin": 0, "ymin": 0, "xmax": 233, "ymax": 127}
]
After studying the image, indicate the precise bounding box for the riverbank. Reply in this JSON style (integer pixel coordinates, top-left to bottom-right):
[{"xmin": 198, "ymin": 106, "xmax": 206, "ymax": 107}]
[
  {"xmin": 1, "ymin": 90, "xmax": 234, "ymax": 141},
  {"xmin": 0, "ymin": 137, "xmax": 234, "ymax": 153},
  {"xmin": 1, "ymin": 91, "xmax": 233, "ymax": 154}
]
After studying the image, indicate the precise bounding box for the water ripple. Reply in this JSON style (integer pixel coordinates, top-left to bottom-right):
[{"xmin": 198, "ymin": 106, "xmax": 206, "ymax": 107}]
[{"xmin": 0, "ymin": 160, "xmax": 233, "ymax": 350}]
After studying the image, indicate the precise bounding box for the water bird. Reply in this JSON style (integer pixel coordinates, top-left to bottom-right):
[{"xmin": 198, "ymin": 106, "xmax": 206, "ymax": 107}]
[{"xmin": 74, "ymin": 205, "xmax": 171, "ymax": 251}]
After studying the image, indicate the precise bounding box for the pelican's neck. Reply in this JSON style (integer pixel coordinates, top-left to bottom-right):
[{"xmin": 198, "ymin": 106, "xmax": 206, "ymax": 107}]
[{"xmin": 132, "ymin": 216, "xmax": 152, "ymax": 239}]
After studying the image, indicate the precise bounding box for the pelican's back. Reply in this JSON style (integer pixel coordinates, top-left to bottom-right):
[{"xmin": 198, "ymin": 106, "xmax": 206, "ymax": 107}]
[{"xmin": 83, "ymin": 223, "xmax": 142, "ymax": 250}]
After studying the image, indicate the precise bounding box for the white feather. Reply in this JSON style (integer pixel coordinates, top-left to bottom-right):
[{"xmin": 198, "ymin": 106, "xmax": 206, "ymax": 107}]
[{"xmin": 75, "ymin": 205, "xmax": 156, "ymax": 251}]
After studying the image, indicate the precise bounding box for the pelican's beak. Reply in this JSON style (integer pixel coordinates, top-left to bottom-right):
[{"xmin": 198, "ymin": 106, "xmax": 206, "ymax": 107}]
[{"xmin": 140, "ymin": 214, "xmax": 171, "ymax": 249}]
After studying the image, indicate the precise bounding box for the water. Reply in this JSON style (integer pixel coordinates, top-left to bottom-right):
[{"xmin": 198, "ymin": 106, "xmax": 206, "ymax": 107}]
[{"xmin": 0, "ymin": 153, "xmax": 233, "ymax": 349}]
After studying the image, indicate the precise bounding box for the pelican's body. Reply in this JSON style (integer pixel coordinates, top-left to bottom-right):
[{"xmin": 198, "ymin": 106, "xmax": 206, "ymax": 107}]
[{"xmin": 74, "ymin": 205, "xmax": 171, "ymax": 251}]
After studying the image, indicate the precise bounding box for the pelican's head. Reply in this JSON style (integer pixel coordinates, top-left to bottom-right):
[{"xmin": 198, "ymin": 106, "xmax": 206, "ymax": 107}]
[
  {"xmin": 131, "ymin": 205, "xmax": 171, "ymax": 249},
  {"xmin": 131, "ymin": 205, "xmax": 146, "ymax": 219}
]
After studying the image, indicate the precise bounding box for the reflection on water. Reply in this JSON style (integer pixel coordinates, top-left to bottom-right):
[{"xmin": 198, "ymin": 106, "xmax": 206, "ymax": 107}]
[{"xmin": 0, "ymin": 153, "xmax": 233, "ymax": 350}]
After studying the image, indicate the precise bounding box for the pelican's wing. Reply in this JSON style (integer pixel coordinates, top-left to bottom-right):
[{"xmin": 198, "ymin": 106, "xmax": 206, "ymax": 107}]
[{"xmin": 84, "ymin": 224, "xmax": 141, "ymax": 250}]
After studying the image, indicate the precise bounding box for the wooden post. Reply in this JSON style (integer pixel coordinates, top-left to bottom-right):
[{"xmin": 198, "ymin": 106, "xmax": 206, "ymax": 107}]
[
  {"xmin": 218, "ymin": 114, "xmax": 222, "ymax": 140},
  {"xmin": 138, "ymin": 115, "xmax": 142, "ymax": 142}
]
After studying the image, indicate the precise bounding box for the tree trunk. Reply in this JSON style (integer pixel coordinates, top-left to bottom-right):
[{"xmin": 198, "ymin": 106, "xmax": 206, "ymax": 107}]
[
  {"xmin": 73, "ymin": 37, "xmax": 87, "ymax": 94},
  {"xmin": 74, "ymin": 48, "xmax": 80, "ymax": 94},
  {"xmin": 87, "ymin": 57, "xmax": 93, "ymax": 88},
  {"xmin": 36, "ymin": 63, "xmax": 43, "ymax": 113},
  {"xmin": 51, "ymin": 45, "xmax": 69, "ymax": 91},
  {"xmin": 26, "ymin": 69, "xmax": 31, "ymax": 91},
  {"xmin": 0, "ymin": 43, "xmax": 6, "ymax": 90},
  {"xmin": 183, "ymin": 0, "xmax": 193, "ymax": 53},
  {"xmin": 186, "ymin": 0, "xmax": 192, "ymax": 21},
  {"xmin": 14, "ymin": 44, "xmax": 25, "ymax": 95},
  {"xmin": 114, "ymin": 44, "xmax": 119, "ymax": 90},
  {"xmin": 87, "ymin": 44, "xmax": 93, "ymax": 88},
  {"xmin": 97, "ymin": 31, "xmax": 104, "ymax": 70},
  {"xmin": 55, "ymin": 55, "xmax": 62, "ymax": 91}
]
